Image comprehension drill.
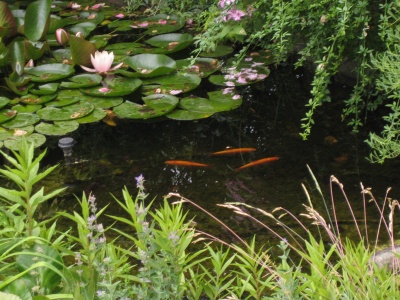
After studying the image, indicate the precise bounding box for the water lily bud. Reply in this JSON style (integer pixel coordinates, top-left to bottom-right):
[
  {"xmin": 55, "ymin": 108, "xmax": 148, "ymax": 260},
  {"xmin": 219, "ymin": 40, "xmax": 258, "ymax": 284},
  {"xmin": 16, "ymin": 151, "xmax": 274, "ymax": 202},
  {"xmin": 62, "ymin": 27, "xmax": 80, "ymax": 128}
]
[
  {"xmin": 25, "ymin": 59, "xmax": 34, "ymax": 68},
  {"xmin": 55, "ymin": 28, "xmax": 69, "ymax": 46},
  {"xmin": 75, "ymin": 32, "xmax": 84, "ymax": 38}
]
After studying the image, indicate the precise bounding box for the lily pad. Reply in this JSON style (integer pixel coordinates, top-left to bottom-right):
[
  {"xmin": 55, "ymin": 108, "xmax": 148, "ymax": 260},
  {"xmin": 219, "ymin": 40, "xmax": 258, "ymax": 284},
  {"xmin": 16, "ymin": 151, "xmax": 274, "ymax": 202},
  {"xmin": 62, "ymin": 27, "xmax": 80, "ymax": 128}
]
[
  {"xmin": 124, "ymin": 54, "xmax": 177, "ymax": 78},
  {"xmin": 141, "ymin": 73, "xmax": 201, "ymax": 95},
  {"xmin": 105, "ymin": 42, "xmax": 146, "ymax": 56},
  {"xmin": 176, "ymin": 58, "xmax": 222, "ymax": 78},
  {"xmin": 0, "ymin": 97, "xmax": 10, "ymax": 109},
  {"xmin": 166, "ymin": 109, "xmax": 213, "ymax": 120},
  {"xmin": 179, "ymin": 91, "xmax": 242, "ymax": 113},
  {"xmin": 114, "ymin": 94, "xmax": 179, "ymax": 119},
  {"xmin": 20, "ymin": 94, "xmax": 57, "ymax": 105},
  {"xmin": 35, "ymin": 120, "xmax": 79, "ymax": 136},
  {"xmin": 0, "ymin": 109, "xmax": 17, "ymax": 124},
  {"xmin": 131, "ymin": 14, "xmax": 185, "ymax": 35},
  {"xmin": 0, "ymin": 125, "xmax": 35, "ymax": 141},
  {"xmin": 30, "ymin": 83, "xmax": 60, "ymax": 95},
  {"xmin": 28, "ymin": 63, "xmax": 75, "ymax": 82},
  {"xmin": 145, "ymin": 33, "xmax": 193, "ymax": 53},
  {"xmin": 81, "ymin": 77, "xmax": 142, "ymax": 97},
  {"xmin": 68, "ymin": 21, "xmax": 97, "ymax": 37},
  {"xmin": 75, "ymin": 107, "xmax": 107, "ymax": 123},
  {"xmin": 37, "ymin": 102, "xmax": 95, "ymax": 121},
  {"xmin": 60, "ymin": 73, "xmax": 103, "ymax": 89},
  {"xmin": 52, "ymin": 49, "xmax": 72, "ymax": 63},
  {"xmin": 12, "ymin": 104, "xmax": 42, "ymax": 113},
  {"xmin": 4, "ymin": 133, "xmax": 46, "ymax": 150},
  {"xmin": 1, "ymin": 113, "xmax": 40, "ymax": 128},
  {"xmin": 85, "ymin": 96, "xmax": 123, "ymax": 108}
]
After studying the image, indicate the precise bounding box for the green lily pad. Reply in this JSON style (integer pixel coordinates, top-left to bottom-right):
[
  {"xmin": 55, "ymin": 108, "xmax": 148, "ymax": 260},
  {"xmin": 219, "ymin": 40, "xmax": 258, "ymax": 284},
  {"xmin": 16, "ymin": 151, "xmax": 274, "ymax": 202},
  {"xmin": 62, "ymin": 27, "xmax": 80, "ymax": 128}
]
[
  {"xmin": 4, "ymin": 133, "xmax": 46, "ymax": 150},
  {"xmin": 28, "ymin": 63, "xmax": 75, "ymax": 82},
  {"xmin": 12, "ymin": 104, "xmax": 42, "ymax": 113},
  {"xmin": 81, "ymin": 77, "xmax": 142, "ymax": 97},
  {"xmin": 20, "ymin": 94, "xmax": 57, "ymax": 105},
  {"xmin": 179, "ymin": 91, "xmax": 242, "ymax": 113},
  {"xmin": 79, "ymin": 12, "xmax": 105, "ymax": 25},
  {"xmin": 45, "ymin": 98, "xmax": 80, "ymax": 107},
  {"xmin": 177, "ymin": 58, "xmax": 222, "ymax": 78},
  {"xmin": 105, "ymin": 42, "xmax": 146, "ymax": 56},
  {"xmin": 131, "ymin": 14, "xmax": 185, "ymax": 35},
  {"xmin": 199, "ymin": 45, "xmax": 234, "ymax": 58},
  {"xmin": 85, "ymin": 96, "xmax": 124, "ymax": 108},
  {"xmin": 75, "ymin": 107, "xmax": 107, "ymax": 124},
  {"xmin": 145, "ymin": 33, "xmax": 193, "ymax": 53},
  {"xmin": 141, "ymin": 73, "xmax": 201, "ymax": 95},
  {"xmin": 0, "ymin": 97, "xmax": 10, "ymax": 109},
  {"xmin": 0, "ymin": 125, "xmax": 35, "ymax": 141},
  {"xmin": 69, "ymin": 21, "xmax": 97, "ymax": 37},
  {"xmin": 60, "ymin": 73, "xmax": 103, "ymax": 89},
  {"xmin": 30, "ymin": 83, "xmax": 60, "ymax": 95},
  {"xmin": 37, "ymin": 102, "xmax": 95, "ymax": 121},
  {"xmin": 90, "ymin": 34, "xmax": 114, "ymax": 49},
  {"xmin": 107, "ymin": 19, "xmax": 134, "ymax": 31},
  {"xmin": 1, "ymin": 113, "xmax": 40, "ymax": 128},
  {"xmin": 52, "ymin": 49, "xmax": 72, "ymax": 64},
  {"xmin": 166, "ymin": 109, "xmax": 213, "ymax": 120},
  {"xmin": 0, "ymin": 109, "xmax": 17, "ymax": 124},
  {"xmin": 124, "ymin": 54, "xmax": 177, "ymax": 78},
  {"xmin": 114, "ymin": 94, "xmax": 179, "ymax": 119},
  {"xmin": 35, "ymin": 120, "xmax": 79, "ymax": 136}
]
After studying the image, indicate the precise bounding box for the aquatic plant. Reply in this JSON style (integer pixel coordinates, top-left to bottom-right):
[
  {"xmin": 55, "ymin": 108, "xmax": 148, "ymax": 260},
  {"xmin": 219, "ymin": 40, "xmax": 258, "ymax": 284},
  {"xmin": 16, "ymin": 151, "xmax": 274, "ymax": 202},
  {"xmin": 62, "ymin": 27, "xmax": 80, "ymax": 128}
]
[{"xmin": 80, "ymin": 50, "xmax": 123, "ymax": 75}]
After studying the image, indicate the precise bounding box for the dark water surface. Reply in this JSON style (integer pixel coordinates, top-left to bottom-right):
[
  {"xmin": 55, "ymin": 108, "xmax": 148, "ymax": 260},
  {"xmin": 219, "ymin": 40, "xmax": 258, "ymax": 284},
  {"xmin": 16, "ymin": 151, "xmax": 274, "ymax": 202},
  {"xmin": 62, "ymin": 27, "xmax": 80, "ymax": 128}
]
[{"xmin": 42, "ymin": 63, "xmax": 400, "ymax": 247}]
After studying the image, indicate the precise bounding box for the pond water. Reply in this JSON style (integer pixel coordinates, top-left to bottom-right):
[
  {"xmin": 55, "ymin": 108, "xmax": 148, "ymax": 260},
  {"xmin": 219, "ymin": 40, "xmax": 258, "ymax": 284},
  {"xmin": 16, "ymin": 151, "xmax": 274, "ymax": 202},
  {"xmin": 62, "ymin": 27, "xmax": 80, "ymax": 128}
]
[{"xmin": 41, "ymin": 61, "xmax": 400, "ymax": 248}]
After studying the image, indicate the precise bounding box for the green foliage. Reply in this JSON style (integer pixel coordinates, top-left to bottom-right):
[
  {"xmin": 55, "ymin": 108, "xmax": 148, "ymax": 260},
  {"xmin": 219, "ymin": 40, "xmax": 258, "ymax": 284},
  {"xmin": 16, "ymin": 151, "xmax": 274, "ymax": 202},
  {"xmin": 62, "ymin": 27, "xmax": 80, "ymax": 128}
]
[{"xmin": 0, "ymin": 139, "xmax": 64, "ymax": 237}]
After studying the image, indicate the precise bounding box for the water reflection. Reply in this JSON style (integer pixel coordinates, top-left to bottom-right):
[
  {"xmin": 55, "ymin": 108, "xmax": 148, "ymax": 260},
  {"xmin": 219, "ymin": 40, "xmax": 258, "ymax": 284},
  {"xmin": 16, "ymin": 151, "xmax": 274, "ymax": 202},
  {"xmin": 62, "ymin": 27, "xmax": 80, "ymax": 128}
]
[{"xmin": 46, "ymin": 63, "xmax": 400, "ymax": 247}]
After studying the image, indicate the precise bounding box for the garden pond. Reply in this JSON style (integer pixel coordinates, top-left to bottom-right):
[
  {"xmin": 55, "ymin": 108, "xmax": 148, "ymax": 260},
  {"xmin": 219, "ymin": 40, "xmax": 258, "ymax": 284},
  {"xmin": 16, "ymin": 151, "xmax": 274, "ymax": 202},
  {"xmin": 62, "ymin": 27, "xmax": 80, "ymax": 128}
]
[{"xmin": 0, "ymin": 0, "xmax": 399, "ymax": 249}]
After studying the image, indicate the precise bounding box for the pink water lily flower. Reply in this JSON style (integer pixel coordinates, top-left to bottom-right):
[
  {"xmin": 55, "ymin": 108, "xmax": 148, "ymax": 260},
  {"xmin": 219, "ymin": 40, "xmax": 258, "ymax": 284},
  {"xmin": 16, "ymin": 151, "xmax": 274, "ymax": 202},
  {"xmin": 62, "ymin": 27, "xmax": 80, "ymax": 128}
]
[{"xmin": 80, "ymin": 51, "xmax": 123, "ymax": 75}]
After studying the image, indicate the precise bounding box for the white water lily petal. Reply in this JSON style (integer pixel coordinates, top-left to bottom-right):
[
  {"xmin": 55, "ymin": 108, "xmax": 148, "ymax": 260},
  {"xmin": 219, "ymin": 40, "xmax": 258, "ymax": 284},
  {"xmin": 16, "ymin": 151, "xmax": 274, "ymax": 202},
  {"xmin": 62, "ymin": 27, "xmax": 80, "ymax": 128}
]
[{"xmin": 80, "ymin": 50, "xmax": 122, "ymax": 74}]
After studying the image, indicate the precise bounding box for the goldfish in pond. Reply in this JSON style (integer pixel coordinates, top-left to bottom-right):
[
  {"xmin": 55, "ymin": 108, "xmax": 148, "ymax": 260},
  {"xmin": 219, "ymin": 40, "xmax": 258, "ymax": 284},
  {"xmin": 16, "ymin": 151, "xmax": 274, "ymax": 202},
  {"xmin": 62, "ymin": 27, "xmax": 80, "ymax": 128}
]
[
  {"xmin": 236, "ymin": 156, "xmax": 280, "ymax": 171},
  {"xmin": 165, "ymin": 160, "xmax": 210, "ymax": 167},
  {"xmin": 211, "ymin": 147, "xmax": 257, "ymax": 156}
]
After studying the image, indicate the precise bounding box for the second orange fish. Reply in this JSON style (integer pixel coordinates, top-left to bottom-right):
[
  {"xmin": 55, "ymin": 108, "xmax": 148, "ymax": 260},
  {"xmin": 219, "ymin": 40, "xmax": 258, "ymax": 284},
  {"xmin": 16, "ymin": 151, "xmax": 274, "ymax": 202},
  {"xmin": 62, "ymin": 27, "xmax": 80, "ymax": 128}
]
[
  {"xmin": 236, "ymin": 156, "xmax": 280, "ymax": 171},
  {"xmin": 165, "ymin": 160, "xmax": 210, "ymax": 167}
]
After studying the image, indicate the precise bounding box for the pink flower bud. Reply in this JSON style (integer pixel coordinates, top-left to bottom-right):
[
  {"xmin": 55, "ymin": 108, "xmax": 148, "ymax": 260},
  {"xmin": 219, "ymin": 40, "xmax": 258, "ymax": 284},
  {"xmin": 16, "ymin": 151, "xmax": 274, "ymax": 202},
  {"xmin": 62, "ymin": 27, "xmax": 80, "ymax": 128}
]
[{"xmin": 55, "ymin": 28, "xmax": 69, "ymax": 46}]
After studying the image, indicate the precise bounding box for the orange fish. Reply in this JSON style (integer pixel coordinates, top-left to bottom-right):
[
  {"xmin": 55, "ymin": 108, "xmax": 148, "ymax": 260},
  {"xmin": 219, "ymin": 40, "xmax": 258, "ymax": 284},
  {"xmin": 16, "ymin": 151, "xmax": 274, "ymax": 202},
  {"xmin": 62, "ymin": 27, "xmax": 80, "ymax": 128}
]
[
  {"xmin": 165, "ymin": 160, "xmax": 210, "ymax": 167},
  {"xmin": 236, "ymin": 156, "xmax": 280, "ymax": 171},
  {"xmin": 211, "ymin": 147, "xmax": 257, "ymax": 156}
]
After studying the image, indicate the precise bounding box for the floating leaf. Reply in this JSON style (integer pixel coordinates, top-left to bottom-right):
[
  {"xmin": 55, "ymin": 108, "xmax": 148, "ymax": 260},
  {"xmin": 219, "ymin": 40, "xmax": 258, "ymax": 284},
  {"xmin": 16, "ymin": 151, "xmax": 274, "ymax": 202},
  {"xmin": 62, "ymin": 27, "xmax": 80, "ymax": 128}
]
[
  {"xmin": 12, "ymin": 104, "xmax": 42, "ymax": 113},
  {"xmin": 2, "ymin": 113, "xmax": 40, "ymax": 128},
  {"xmin": 24, "ymin": 0, "xmax": 52, "ymax": 41},
  {"xmin": 131, "ymin": 14, "xmax": 185, "ymax": 35},
  {"xmin": 37, "ymin": 102, "xmax": 94, "ymax": 121},
  {"xmin": 52, "ymin": 49, "xmax": 72, "ymax": 63},
  {"xmin": 166, "ymin": 109, "xmax": 213, "ymax": 120},
  {"xmin": 4, "ymin": 133, "xmax": 46, "ymax": 150},
  {"xmin": 81, "ymin": 77, "xmax": 142, "ymax": 97},
  {"xmin": 145, "ymin": 33, "xmax": 193, "ymax": 53},
  {"xmin": 176, "ymin": 58, "xmax": 221, "ymax": 77},
  {"xmin": 68, "ymin": 21, "xmax": 97, "ymax": 37},
  {"xmin": 0, "ymin": 125, "xmax": 34, "ymax": 141},
  {"xmin": 75, "ymin": 107, "xmax": 107, "ymax": 123},
  {"xmin": 20, "ymin": 94, "xmax": 57, "ymax": 105},
  {"xmin": 30, "ymin": 83, "xmax": 60, "ymax": 95},
  {"xmin": 124, "ymin": 54, "xmax": 177, "ymax": 78},
  {"xmin": 114, "ymin": 94, "xmax": 178, "ymax": 119},
  {"xmin": 85, "ymin": 96, "xmax": 123, "ymax": 108},
  {"xmin": 0, "ymin": 97, "xmax": 10, "ymax": 109},
  {"xmin": 60, "ymin": 73, "xmax": 102, "ymax": 89},
  {"xmin": 0, "ymin": 109, "xmax": 16, "ymax": 124},
  {"xmin": 141, "ymin": 73, "xmax": 201, "ymax": 95},
  {"xmin": 28, "ymin": 63, "xmax": 75, "ymax": 82},
  {"xmin": 35, "ymin": 120, "xmax": 79, "ymax": 135},
  {"xmin": 179, "ymin": 91, "xmax": 242, "ymax": 114}
]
